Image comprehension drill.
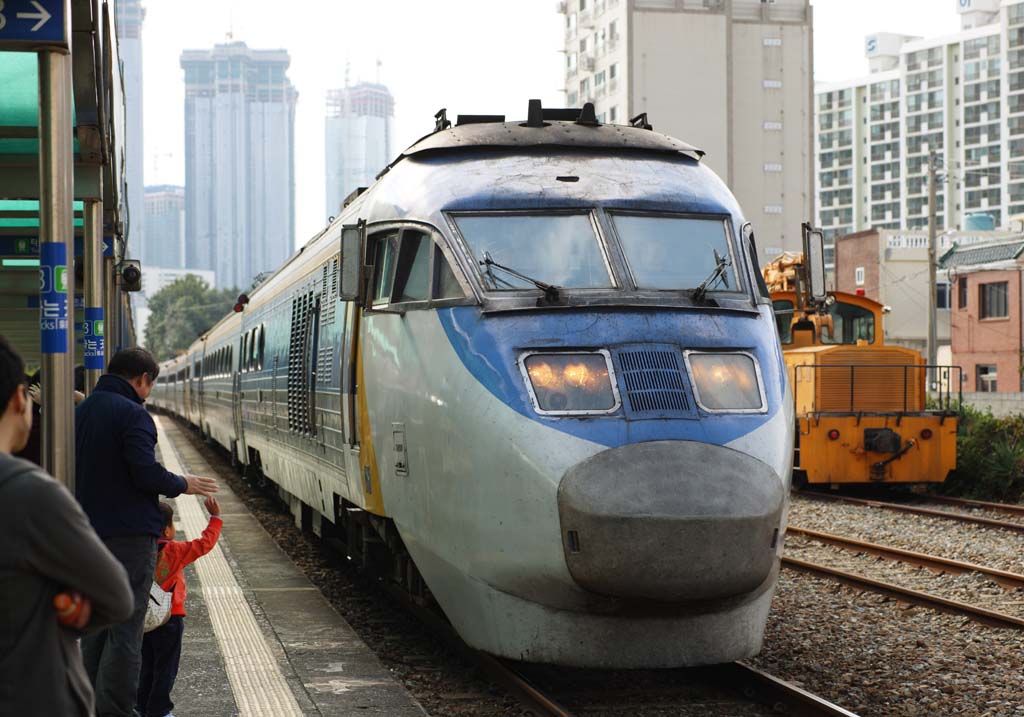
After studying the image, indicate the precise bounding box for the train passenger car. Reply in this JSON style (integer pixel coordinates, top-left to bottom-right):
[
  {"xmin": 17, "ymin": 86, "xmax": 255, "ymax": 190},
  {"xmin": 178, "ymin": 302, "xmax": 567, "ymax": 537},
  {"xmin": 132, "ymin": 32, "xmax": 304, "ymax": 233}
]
[
  {"xmin": 156, "ymin": 103, "xmax": 796, "ymax": 668},
  {"xmin": 765, "ymin": 248, "xmax": 958, "ymax": 487}
]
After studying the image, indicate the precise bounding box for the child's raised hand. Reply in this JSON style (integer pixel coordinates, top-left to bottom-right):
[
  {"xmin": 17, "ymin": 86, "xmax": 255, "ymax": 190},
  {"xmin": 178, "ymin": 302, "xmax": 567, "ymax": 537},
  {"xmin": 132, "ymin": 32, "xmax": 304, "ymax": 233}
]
[{"xmin": 204, "ymin": 496, "xmax": 221, "ymax": 517}]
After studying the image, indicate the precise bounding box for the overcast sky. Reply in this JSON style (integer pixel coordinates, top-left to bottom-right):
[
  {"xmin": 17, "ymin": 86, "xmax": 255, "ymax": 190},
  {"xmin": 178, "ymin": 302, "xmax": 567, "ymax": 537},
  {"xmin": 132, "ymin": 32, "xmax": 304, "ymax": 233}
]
[{"xmin": 140, "ymin": 0, "xmax": 965, "ymax": 247}]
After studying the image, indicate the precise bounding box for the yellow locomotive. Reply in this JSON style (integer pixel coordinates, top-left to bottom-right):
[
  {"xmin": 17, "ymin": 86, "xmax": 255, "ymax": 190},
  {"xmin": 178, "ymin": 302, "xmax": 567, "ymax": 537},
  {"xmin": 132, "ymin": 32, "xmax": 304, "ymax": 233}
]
[{"xmin": 765, "ymin": 227, "xmax": 958, "ymax": 487}]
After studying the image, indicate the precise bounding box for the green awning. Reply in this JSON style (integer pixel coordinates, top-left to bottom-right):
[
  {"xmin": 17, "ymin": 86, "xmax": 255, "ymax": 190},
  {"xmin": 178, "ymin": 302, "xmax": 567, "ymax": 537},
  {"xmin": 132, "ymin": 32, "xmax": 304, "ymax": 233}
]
[
  {"xmin": 0, "ymin": 199, "xmax": 85, "ymax": 227},
  {"xmin": 0, "ymin": 51, "xmax": 79, "ymax": 156}
]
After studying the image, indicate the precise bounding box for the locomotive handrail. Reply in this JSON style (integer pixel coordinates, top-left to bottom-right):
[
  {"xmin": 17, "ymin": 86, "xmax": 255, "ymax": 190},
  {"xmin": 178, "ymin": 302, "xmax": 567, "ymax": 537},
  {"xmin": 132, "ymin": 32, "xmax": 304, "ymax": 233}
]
[{"xmin": 793, "ymin": 363, "xmax": 963, "ymax": 414}]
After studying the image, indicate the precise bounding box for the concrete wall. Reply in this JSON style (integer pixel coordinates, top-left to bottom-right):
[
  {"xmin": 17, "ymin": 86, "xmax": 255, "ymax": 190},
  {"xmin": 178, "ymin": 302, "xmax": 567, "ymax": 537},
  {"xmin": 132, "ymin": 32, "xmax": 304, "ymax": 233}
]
[
  {"xmin": 951, "ymin": 268, "xmax": 1021, "ymax": 392},
  {"xmin": 835, "ymin": 230, "xmax": 881, "ymax": 297},
  {"xmin": 629, "ymin": 4, "xmax": 811, "ymax": 258},
  {"xmin": 630, "ymin": 11, "xmax": 730, "ymax": 180},
  {"xmin": 961, "ymin": 391, "xmax": 1024, "ymax": 417}
]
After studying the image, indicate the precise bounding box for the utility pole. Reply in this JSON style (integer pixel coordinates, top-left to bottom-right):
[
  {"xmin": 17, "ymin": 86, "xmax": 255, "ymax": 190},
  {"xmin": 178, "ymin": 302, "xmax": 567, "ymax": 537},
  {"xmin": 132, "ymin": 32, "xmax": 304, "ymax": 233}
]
[{"xmin": 927, "ymin": 150, "xmax": 938, "ymax": 390}]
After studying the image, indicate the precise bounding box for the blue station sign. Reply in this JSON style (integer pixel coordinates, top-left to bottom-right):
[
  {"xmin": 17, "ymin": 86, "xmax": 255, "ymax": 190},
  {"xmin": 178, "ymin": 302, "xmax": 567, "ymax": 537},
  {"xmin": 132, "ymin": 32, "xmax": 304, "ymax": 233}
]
[{"xmin": 0, "ymin": 0, "xmax": 68, "ymax": 50}]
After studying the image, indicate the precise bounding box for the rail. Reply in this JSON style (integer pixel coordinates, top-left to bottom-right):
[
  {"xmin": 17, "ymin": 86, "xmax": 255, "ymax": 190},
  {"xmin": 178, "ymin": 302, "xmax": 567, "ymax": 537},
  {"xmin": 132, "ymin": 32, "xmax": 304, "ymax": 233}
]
[
  {"xmin": 793, "ymin": 363, "xmax": 962, "ymax": 413},
  {"xmin": 799, "ymin": 492, "xmax": 1024, "ymax": 534},
  {"xmin": 782, "ymin": 555, "xmax": 1024, "ymax": 631}
]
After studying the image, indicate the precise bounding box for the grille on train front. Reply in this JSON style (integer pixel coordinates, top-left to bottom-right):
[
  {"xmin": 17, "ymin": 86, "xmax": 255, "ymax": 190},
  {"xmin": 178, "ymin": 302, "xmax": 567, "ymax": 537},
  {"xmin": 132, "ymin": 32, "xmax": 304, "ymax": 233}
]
[{"xmin": 616, "ymin": 348, "xmax": 690, "ymax": 414}]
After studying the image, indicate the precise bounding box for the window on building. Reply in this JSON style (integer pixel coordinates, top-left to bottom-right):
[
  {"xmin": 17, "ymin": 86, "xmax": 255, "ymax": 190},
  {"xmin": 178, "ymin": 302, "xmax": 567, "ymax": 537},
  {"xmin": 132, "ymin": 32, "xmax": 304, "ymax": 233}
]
[
  {"xmin": 976, "ymin": 364, "xmax": 997, "ymax": 392},
  {"xmin": 595, "ymin": 70, "xmax": 606, "ymax": 86},
  {"xmin": 979, "ymin": 281, "xmax": 1009, "ymax": 318},
  {"xmin": 937, "ymin": 281, "xmax": 950, "ymax": 309},
  {"xmin": 609, "ymin": 63, "xmax": 618, "ymax": 79},
  {"xmin": 855, "ymin": 267, "xmax": 865, "ymax": 286},
  {"xmin": 609, "ymin": 105, "xmax": 617, "ymax": 122},
  {"xmin": 958, "ymin": 276, "xmax": 968, "ymax": 308}
]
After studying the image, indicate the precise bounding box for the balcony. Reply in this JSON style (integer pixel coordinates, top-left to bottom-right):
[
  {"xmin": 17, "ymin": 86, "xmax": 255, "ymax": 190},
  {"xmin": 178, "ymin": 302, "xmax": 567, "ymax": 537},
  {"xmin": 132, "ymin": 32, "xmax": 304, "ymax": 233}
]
[{"xmin": 581, "ymin": 54, "xmax": 595, "ymax": 72}]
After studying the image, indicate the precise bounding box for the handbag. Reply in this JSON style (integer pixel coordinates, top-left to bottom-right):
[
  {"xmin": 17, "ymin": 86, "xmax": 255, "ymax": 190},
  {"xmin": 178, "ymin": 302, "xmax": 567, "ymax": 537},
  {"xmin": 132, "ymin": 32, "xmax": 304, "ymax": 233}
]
[
  {"xmin": 144, "ymin": 581, "xmax": 173, "ymax": 632},
  {"xmin": 144, "ymin": 544, "xmax": 174, "ymax": 633}
]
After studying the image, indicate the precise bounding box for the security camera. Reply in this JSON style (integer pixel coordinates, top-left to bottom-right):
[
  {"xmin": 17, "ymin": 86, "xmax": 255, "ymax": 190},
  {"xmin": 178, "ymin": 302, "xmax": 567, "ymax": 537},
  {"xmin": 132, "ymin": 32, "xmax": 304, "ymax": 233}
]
[{"xmin": 120, "ymin": 260, "xmax": 142, "ymax": 292}]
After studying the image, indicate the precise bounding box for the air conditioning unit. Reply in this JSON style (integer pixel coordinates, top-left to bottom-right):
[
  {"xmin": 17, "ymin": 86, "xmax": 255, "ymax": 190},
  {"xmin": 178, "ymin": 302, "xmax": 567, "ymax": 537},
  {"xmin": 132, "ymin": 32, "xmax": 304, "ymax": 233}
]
[{"xmin": 582, "ymin": 55, "xmax": 595, "ymax": 71}]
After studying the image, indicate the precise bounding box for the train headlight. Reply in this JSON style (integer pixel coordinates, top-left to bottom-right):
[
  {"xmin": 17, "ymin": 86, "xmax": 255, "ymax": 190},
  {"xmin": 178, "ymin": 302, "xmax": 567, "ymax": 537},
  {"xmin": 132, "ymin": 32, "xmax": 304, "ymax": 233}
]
[
  {"xmin": 520, "ymin": 351, "xmax": 619, "ymax": 415},
  {"xmin": 684, "ymin": 351, "xmax": 766, "ymax": 412}
]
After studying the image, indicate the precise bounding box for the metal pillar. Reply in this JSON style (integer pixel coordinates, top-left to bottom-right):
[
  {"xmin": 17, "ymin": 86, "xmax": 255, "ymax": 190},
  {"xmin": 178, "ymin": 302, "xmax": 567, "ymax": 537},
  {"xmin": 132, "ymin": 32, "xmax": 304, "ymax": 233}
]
[
  {"xmin": 104, "ymin": 255, "xmax": 119, "ymax": 363},
  {"xmin": 84, "ymin": 196, "xmax": 104, "ymax": 392},
  {"xmin": 38, "ymin": 50, "xmax": 76, "ymax": 490},
  {"xmin": 927, "ymin": 150, "xmax": 938, "ymax": 389}
]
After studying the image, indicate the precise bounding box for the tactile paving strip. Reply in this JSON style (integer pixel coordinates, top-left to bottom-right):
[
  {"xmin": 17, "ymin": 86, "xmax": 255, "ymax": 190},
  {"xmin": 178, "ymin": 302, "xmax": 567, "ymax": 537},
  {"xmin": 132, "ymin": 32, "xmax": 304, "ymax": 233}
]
[{"xmin": 154, "ymin": 416, "xmax": 304, "ymax": 717}]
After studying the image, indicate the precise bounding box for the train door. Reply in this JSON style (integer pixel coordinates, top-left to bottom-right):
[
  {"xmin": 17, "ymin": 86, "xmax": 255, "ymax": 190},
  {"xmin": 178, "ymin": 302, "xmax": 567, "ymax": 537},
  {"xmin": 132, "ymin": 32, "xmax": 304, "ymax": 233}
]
[{"xmin": 232, "ymin": 335, "xmax": 245, "ymax": 464}]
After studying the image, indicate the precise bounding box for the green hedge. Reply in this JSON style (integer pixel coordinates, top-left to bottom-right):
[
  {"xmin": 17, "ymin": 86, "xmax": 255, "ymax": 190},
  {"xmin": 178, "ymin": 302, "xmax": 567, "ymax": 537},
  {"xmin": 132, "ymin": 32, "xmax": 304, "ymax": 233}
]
[{"xmin": 940, "ymin": 404, "xmax": 1024, "ymax": 501}]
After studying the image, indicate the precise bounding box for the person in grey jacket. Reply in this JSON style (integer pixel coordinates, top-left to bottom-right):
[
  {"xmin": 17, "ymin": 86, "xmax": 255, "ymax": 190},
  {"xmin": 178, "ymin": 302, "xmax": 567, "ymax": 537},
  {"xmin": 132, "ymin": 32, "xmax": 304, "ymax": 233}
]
[{"xmin": 0, "ymin": 336, "xmax": 135, "ymax": 716}]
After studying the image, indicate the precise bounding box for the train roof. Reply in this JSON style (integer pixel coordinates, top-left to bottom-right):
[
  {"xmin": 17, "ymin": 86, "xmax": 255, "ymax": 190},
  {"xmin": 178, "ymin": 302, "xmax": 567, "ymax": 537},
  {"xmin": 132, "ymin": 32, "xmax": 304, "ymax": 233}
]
[{"xmin": 387, "ymin": 101, "xmax": 704, "ymax": 172}]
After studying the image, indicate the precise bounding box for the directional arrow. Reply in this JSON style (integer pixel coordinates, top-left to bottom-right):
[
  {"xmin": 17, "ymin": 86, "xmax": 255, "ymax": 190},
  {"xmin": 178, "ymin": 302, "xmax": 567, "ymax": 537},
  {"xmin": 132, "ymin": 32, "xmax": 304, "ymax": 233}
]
[{"xmin": 16, "ymin": 1, "xmax": 51, "ymax": 32}]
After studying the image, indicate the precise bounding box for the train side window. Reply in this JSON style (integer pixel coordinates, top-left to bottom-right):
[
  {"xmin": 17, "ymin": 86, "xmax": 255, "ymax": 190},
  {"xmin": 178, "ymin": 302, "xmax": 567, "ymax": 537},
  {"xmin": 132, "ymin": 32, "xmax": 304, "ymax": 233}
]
[
  {"xmin": 258, "ymin": 324, "xmax": 266, "ymax": 370},
  {"xmin": 371, "ymin": 233, "xmax": 399, "ymax": 305},
  {"xmin": 392, "ymin": 231, "xmax": 431, "ymax": 304},
  {"xmin": 434, "ymin": 245, "xmax": 465, "ymax": 300}
]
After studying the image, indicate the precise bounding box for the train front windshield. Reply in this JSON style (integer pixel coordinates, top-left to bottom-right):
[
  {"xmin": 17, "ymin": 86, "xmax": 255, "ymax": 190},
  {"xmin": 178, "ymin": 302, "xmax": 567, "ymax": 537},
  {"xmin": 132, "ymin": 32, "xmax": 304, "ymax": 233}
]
[
  {"xmin": 454, "ymin": 214, "xmax": 613, "ymax": 290},
  {"xmin": 609, "ymin": 214, "xmax": 737, "ymax": 291},
  {"xmin": 453, "ymin": 212, "xmax": 739, "ymax": 295}
]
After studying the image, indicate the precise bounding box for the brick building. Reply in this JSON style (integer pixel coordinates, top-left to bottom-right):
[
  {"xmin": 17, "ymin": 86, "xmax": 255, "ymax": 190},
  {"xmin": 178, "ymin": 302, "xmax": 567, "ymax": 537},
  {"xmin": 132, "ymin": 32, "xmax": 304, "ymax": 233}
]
[{"xmin": 940, "ymin": 238, "xmax": 1024, "ymax": 393}]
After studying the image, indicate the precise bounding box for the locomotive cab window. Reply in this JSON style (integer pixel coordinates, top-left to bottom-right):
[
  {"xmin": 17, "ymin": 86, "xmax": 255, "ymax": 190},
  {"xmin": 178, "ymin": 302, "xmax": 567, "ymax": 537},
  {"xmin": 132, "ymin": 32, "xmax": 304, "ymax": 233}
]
[
  {"xmin": 371, "ymin": 233, "xmax": 399, "ymax": 305},
  {"xmin": 393, "ymin": 232, "xmax": 431, "ymax": 303},
  {"xmin": 434, "ymin": 245, "xmax": 465, "ymax": 300},
  {"xmin": 368, "ymin": 228, "xmax": 467, "ymax": 308},
  {"xmin": 822, "ymin": 301, "xmax": 875, "ymax": 344}
]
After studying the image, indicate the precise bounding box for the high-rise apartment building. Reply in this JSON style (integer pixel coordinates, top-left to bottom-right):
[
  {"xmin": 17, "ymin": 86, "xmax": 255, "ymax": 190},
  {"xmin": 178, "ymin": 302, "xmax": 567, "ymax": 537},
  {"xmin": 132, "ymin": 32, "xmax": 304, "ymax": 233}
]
[
  {"xmin": 559, "ymin": 0, "xmax": 814, "ymax": 259},
  {"xmin": 144, "ymin": 185, "xmax": 185, "ymax": 270},
  {"xmin": 181, "ymin": 42, "xmax": 298, "ymax": 291},
  {"xmin": 816, "ymin": 1, "xmax": 1024, "ymax": 269},
  {"xmin": 115, "ymin": 0, "xmax": 145, "ymax": 260},
  {"xmin": 324, "ymin": 82, "xmax": 395, "ymax": 218}
]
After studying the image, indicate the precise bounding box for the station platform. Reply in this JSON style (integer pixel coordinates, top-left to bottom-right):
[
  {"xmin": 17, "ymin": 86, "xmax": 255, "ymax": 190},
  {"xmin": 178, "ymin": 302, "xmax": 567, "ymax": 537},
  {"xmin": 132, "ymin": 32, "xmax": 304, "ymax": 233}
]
[{"xmin": 152, "ymin": 416, "xmax": 427, "ymax": 717}]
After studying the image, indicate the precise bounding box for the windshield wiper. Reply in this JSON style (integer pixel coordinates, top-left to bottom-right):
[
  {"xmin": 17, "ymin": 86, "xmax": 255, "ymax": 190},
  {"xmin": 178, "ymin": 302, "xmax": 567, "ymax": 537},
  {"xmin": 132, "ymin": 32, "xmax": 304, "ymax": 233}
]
[
  {"xmin": 481, "ymin": 252, "xmax": 562, "ymax": 303},
  {"xmin": 691, "ymin": 249, "xmax": 731, "ymax": 304}
]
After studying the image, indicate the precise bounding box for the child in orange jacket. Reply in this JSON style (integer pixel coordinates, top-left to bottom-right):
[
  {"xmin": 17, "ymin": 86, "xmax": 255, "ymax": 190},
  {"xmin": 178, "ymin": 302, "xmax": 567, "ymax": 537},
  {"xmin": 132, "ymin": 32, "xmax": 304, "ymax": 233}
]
[{"xmin": 136, "ymin": 497, "xmax": 222, "ymax": 717}]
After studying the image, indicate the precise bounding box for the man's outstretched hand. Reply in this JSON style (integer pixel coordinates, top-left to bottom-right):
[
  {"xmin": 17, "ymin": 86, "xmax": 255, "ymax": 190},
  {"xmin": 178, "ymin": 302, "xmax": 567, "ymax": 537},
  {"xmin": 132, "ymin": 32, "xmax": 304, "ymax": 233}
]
[{"xmin": 184, "ymin": 474, "xmax": 218, "ymax": 497}]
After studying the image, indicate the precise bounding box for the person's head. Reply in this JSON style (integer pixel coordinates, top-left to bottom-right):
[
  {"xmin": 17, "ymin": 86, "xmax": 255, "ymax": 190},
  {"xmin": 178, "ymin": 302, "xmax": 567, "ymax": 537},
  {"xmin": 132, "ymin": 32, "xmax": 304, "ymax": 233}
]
[
  {"xmin": 0, "ymin": 336, "xmax": 32, "ymax": 454},
  {"xmin": 158, "ymin": 501, "xmax": 175, "ymax": 540},
  {"xmin": 107, "ymin": 348, "xmax": 160, "ymax": 401}
]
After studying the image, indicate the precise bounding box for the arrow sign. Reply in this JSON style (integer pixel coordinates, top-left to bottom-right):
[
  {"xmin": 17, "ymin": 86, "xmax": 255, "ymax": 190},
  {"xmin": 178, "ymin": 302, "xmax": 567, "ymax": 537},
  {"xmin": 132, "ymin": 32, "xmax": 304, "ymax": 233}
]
[{"xmin": 0, "ymin": 0, "xmax": 67, "ymax": 49}]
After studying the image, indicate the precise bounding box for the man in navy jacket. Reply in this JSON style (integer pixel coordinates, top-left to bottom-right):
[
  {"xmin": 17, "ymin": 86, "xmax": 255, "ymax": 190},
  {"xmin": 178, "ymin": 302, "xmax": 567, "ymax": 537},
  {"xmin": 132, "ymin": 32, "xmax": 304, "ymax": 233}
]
[{"xmin": 76, "ymin": 347, "xmax": 217, "ymax": 717}]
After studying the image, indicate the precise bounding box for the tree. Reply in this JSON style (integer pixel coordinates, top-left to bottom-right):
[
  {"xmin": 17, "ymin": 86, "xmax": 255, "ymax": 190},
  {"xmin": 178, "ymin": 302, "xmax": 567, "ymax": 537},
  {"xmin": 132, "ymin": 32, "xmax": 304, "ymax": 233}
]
[{"xmin": 144, "ymin": 275, "xmax": 238, "ymax": 360}]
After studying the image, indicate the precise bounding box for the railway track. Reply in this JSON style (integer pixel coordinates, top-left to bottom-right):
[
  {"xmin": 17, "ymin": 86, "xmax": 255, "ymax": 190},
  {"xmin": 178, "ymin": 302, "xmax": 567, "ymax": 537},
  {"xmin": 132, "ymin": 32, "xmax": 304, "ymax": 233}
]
[
  {"xmin": 800, "ymin": 491, "xmax": 1024, "ymax": 534},
  {"xmin": 388, "ymin": 575, "xmax": 861, "ymax": 716},
  {"xmin": 785, "ymin": 526, "xmax": 1024, "ymax": 630}
]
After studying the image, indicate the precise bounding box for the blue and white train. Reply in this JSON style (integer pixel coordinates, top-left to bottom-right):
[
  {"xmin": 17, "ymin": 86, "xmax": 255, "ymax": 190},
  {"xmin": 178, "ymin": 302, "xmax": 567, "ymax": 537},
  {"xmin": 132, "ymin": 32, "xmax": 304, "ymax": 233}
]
[{"xmin": 151, "ymin": 103, "xmax": 795, "ymax": 668}]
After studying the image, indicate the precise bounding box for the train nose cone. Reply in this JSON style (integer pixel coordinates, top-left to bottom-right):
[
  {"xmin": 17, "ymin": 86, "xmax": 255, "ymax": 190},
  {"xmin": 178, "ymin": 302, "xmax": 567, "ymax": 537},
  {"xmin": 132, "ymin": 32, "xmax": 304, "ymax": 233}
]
[{"xmin": 558, "ymin": 440, "xmax": 784, "ymax": 602}]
